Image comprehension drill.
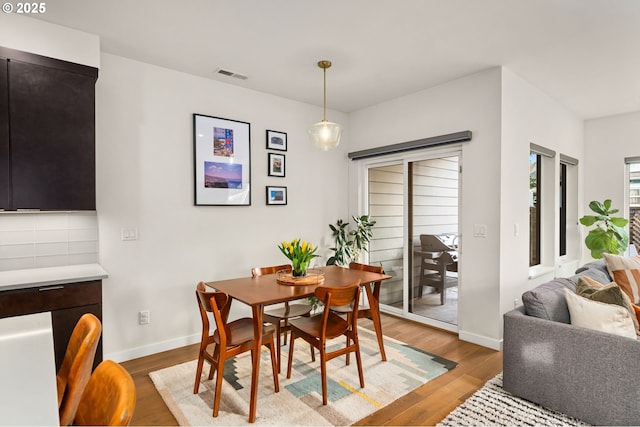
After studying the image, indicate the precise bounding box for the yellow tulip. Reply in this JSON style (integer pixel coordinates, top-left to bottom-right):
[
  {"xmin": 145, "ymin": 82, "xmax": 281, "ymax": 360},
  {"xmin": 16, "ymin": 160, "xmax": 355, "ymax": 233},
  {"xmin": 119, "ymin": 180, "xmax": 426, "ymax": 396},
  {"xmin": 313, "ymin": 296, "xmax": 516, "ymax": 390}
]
[{"xmin": 301, "ymin": 241, "xmax": 308, "ymax": 252}]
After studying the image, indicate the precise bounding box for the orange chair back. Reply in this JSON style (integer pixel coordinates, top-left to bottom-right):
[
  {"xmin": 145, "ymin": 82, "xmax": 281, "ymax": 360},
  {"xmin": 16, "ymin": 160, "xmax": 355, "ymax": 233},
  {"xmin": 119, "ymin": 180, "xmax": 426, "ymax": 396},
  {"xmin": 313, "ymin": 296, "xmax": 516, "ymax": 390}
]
[
  {"xmin": 73, "ymin": 360, "xmax": 136, "ymax": 426},
  {"xmin": 196, "ymin": 282, "xmax": 231, "ymax": 347},
  {"xmin": 315, "ymin": 282, "xmax": 360, "ymax": 339},
  {"xmin": 57, "ymin": 312, "xmax": 102, "ymax": 426},
  {"xmin": 251, "ymin": 264, "xmax": 292, "ymax": 277}
]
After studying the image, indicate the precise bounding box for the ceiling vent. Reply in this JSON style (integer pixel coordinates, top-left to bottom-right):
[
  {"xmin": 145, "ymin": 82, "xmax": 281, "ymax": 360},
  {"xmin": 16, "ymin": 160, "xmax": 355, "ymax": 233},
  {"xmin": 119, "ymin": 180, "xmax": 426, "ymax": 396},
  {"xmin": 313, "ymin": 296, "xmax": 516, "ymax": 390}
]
[{"xmin": 214, "ymin": 68, "xmax": 248, "ymax": 80}]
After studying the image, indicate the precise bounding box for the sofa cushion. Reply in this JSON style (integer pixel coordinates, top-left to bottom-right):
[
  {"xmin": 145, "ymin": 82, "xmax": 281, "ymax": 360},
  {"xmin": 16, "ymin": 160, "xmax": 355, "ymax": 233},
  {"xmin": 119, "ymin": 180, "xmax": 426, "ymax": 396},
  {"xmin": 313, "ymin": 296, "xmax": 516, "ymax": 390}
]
[
  {"xmin": 522, "ymin": 278, "xmax": 576, "ymax": 323},
  {"xmin": 571, "ymin": 259, "xmax": 612, "ymax": 284},
  {"xmin": 564, "ymin": 288, "xmax": 637, "ymax": 339},
  {"xmin": 577, "ymin": 276, "xmax": 640, "ymax": 334},
  {"xmin": 603, "ymin": 253, "xmax": 640, "ymax": 304}
]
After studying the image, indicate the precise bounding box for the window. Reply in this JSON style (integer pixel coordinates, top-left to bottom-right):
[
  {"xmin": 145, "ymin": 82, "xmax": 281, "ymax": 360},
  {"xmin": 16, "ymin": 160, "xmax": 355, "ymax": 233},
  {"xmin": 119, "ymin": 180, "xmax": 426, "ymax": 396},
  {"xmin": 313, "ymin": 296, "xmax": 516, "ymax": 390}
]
[
  {"xmin": 529, "ymin": 152, "xmax": 541, "ymax": 266},
  {"xmin": 559, "ymin": 162, "xmax": 567, "ymax": 256},
  {"xmin": 627, "ymin": 160, "xmax": 640, "ymax": 253}
]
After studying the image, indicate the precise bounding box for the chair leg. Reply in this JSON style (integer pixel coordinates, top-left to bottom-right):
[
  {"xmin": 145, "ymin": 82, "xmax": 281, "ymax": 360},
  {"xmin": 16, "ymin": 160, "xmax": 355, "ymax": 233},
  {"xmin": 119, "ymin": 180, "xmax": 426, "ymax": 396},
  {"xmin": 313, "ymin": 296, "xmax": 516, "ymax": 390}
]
[
  {"xmin": 310, "ymin": 343, "xmax": 315, "ymax": 362},
  {"xmin": 345, "ymin": 312, "xmax": 352, "ymax": 365},
  {"xmin": 207, "ymin": 344, "xmax": 219, "ymax": 380},
  {"xmin": 354, "ymin": 337, "xmax": 365, "ymax": 388},
  {"xmin": 193, "ymin": 352, "xmax": 205, "ymax": 394},
  {"xmin": 213, "ymin": 353, "xmax": 225, "ymax": 417},
  {"xmin": 275, "ymin": 322, "xmax": 282, "ymax": 373},
  {"xmin": 267, "ymin": 337, "xmax": 280, "ymax": 393},
  {"xmin": 286, "ymin": 330, "xmax": 296, "ymax": 379},
  {"xmin": 320, "ymin": 348, "xmax": 328, "ymax": 405}
]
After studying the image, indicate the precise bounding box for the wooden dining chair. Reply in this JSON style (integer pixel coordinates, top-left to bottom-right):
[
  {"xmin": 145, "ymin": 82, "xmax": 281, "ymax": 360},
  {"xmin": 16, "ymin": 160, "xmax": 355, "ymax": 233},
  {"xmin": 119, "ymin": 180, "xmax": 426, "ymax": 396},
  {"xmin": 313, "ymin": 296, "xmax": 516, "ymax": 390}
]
[
  {"xmin": 286, "ymin": 281, "xmax": 364, "ymax": 405},
  {"xmin": 73, "ymin": 360, "xmax": 136, "ymax": 426},
  {"xmin": 57, "ymin": 312, "xmax": 102, "ymax": 426},
  {"xmin": 251, "ymin": 264, "xmax": 315, "ymax": 373},
  {"xmin": 193, "ymin": 282, "xmax": 279, "ymax": 417}
]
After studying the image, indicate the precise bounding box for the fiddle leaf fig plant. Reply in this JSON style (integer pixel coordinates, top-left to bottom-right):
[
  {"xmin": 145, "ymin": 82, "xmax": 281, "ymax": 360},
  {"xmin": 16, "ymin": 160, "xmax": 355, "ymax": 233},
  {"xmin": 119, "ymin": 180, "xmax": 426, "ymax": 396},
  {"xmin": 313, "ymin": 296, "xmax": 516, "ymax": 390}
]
[
  {"xmin": 579, "ymin": 199, "xmax": 629, "ymax": 259},
  {"xmin": 326, "ymin": 215, "xmax": 376, "ymax": 266}
]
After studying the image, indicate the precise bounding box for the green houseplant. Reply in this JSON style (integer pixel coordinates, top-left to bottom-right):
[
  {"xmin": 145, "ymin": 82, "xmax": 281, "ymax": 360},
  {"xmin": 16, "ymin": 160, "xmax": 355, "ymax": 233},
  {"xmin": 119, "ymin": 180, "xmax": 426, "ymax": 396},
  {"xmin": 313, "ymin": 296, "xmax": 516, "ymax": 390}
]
[
  {"xmin": 327, "ymin": 215, "xmax": 376, "ymax": 266},
  {"xmin": 579, "ymin": 199, "xmax": 629, "ymax": 259}
]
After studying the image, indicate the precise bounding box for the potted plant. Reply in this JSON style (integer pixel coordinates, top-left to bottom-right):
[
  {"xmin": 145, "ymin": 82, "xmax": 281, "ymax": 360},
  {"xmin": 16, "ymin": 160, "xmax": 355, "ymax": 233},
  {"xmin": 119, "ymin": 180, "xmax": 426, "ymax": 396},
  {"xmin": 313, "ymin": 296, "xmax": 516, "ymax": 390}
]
[
  {"xmin": 579, "ymin": 199, "xmax": 629, "ymax": 259},
  {"xmin": 327, "ymin": 215, "xmax": 376, "ymax": 266},
  {"xmin": 277, "ymin": 238, "xmax": 319, "ymax": 277}
]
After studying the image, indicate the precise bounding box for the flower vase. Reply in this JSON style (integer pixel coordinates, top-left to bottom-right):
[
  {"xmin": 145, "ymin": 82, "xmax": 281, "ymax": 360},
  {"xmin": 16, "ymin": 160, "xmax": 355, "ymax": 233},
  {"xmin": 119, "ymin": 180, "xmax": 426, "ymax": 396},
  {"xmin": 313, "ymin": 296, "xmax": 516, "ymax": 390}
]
[{"xmin": 292, "ymin": 268, "xmax": 307, "ymax": 278}]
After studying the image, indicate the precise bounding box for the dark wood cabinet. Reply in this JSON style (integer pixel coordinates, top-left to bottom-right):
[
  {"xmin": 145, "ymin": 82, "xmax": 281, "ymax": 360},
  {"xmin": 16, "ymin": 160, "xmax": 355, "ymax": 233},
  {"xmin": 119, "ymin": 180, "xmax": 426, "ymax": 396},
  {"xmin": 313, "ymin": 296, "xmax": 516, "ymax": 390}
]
[
  {"xmin": 0, "ymin": 46, "xmax": 98, "ymax": 211},
  {"xmin": 0, "ymin": 280, "xmax": 103, "ymax": 370}
]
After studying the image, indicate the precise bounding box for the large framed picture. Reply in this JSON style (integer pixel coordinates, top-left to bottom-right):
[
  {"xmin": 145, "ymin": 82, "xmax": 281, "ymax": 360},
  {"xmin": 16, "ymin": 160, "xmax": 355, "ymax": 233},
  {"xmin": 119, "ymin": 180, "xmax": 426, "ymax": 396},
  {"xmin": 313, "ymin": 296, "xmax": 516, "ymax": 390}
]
[
  {"xmin": 193, "ymin": 114, "xmax": 251, "ymax": 206},
  {"xmin": 266, "ymin": 186, "xmax": 287, "ymax": 205},
  {"xmin": 268, "ymin": 153, "xmax": 285, "ymax": 177},
  {"xmin": 266, "ymin": 130, "xmax": 287, "ymax": 151}
]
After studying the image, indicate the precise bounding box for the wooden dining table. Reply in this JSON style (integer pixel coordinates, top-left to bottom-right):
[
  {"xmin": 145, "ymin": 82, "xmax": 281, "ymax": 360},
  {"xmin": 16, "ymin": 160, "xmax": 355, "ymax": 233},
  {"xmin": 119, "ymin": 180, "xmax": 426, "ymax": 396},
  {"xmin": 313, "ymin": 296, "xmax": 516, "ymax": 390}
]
[{"xmin": 205, "ymin": 264, "xmax": 391, "ymax": 423}]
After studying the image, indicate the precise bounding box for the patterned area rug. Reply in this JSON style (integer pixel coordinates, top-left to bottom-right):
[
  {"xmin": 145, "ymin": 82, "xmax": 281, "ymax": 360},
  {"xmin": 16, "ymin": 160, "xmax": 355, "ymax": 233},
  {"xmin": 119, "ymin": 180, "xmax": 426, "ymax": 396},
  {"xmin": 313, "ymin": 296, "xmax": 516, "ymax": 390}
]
[
  {"xmin": 437, "ymin": 374, "xmax": 590, "ymax": 426},
  {"xmin": 149, "ymin": 328, "xmax": 457, "ymax": 426}
]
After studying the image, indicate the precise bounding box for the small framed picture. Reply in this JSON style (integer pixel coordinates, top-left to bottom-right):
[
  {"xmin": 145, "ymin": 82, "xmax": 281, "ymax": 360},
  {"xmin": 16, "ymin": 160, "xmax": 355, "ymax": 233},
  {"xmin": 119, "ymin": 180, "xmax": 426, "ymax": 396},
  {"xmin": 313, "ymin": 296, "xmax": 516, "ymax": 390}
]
[
  {"xmin": 266, "ymin": 186, "xmax": 287, "ymax": 205},
  {"xmin": 268, "ymin": 153, "xmax": 285, "ymax": 177},
  {"xmin": 266, "ymin": 130, "xmax": 287, "ymax": 151}
]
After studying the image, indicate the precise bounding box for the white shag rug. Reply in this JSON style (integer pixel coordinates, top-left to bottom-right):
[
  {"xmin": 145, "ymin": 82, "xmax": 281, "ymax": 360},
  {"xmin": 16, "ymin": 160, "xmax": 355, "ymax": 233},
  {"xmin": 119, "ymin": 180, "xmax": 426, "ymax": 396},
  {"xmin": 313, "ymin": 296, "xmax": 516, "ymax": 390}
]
[{"xmin": 437, "ymin": 374, "xmax": 589, "ymax": 427}]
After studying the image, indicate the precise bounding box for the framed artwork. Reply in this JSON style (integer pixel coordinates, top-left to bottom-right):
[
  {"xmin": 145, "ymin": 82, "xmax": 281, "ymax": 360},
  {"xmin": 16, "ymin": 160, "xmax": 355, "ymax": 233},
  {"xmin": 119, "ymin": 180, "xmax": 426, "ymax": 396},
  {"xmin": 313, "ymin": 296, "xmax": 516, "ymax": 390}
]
[
  {"xmin": 266, "ymin": 186, "xmax": 287, "ymax": 205},
  {"xmin": 268, "ymin": 153, "xmax": 285, "ymax": 177},
  {"xmin": 266, "ymin": 130, "xmax": 287, "ymax": 151},
  {"xmin": 193, "ymin": 114, "xmax": 251, "ymax": 206}
]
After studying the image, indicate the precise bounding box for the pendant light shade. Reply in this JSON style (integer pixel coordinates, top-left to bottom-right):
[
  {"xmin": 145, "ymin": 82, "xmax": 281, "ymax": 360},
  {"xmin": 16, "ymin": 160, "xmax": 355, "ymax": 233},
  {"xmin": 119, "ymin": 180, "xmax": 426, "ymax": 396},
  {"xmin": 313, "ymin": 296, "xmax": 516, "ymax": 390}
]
[{"xmin": 308, "ymin": 60, "xmax": 342, "ymax": 150}]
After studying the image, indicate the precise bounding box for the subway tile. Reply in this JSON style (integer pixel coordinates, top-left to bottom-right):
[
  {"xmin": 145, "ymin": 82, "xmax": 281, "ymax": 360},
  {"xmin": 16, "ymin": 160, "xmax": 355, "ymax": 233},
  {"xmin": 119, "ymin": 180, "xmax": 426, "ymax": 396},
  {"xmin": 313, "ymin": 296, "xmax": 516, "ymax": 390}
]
[
  {"xmin": 35, "ymin": 242, "xmax": 69, "ymax": 257},
  {"xmin": 0, "ymin": 257, "xmax": 36, "ymax": 271},
  {"xmin": 69, "ymin": 253, "xmax": 98, "ymax": 265},
  {"xmin": 69, "ymin": 228, "xmax": 98, "ymax": 242},
  {"xmin": 0, "ymin": 214, "xmax": 35, "ymax": 232},
  {"xmin": 35, "ymin": 255, "xmax": 69, "ymax": 268},
  {"xmin": 0, "ymin": 230, "xmax": 36, "ymax": 245},
  {"xmin": 68, "ymin": 212, "xmax": 98, "ymax": 229},
  {"xmin": 36, "ymin": 229, "xmax": 69, "ymax": 244},
  {"xmin": 35, "ymin": 213, "xmax": 69, "ymax": 230},
  {"xmin": 69, "ymin": 241, "xmax": 98, "ymax": 254},
  {"xmin": 0, "ymin": 244, "xmax": 35, "ymax": 259}
]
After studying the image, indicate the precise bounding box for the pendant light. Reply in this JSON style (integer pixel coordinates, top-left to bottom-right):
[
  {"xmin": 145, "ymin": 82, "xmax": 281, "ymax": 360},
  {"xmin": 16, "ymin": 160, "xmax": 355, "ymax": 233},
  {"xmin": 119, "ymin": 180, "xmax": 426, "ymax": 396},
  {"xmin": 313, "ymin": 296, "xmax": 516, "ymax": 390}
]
[{"xmin": 307, "ymin": 60, "xmax": 343, "ymax": 151}]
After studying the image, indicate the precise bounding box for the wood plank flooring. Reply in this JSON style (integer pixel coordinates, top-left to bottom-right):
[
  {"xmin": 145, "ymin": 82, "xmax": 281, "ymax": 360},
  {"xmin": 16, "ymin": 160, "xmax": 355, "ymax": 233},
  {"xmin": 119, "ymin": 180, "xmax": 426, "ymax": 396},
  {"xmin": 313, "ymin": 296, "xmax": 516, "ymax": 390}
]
[{"xmin": 121, "ymin": 313, "xmax": 502, "ymax": 426}]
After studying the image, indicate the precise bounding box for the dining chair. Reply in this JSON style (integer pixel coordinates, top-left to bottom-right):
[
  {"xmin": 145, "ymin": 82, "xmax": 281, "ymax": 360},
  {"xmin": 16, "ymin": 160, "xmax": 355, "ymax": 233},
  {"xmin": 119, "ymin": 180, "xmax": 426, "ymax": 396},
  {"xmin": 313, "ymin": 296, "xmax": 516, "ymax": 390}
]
[
  {"xmin": 193, "ymin": 282, "xmax": 279, "ymax": 417},
  {"xmin": 73, "ymin": 360, "xmax": 136, "ymax": 426},
  {"xmin": 286, "ymin": 281, "xmax": 364, "ymax": 405},
  {"xmin": 57, "ymin": 312, "xmax": 102, "ymax": 426},
  {"xmin": 251, "ymin": 264, "xmax": 315, "ymax": 373},
  {"xmin": 345, "ymin": 261, "xmax": 387, "ymax": 364}
]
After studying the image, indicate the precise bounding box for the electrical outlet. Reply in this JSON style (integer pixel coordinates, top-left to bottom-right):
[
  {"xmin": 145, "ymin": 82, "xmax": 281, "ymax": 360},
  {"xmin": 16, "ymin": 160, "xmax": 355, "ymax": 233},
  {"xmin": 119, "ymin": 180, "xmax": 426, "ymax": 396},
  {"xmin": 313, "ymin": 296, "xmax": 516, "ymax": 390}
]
[{"xmin": 139, "ymin": 310, "xmax": 150, "ymax": 325}]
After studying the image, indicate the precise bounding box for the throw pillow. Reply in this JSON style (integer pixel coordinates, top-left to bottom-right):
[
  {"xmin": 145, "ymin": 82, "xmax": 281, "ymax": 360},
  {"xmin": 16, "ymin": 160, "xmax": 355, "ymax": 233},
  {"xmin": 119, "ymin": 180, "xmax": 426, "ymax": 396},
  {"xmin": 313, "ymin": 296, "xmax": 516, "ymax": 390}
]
[
  {"xmin": 577, "ymin": 276, "xmax": 640, "ymax": 334},
  {"xmin": 602, "ymin": 253, "xmax": 640, "ymax": 304},
  {"xmin": 564, "ymin": 288, "xmax": 637, "ymax": 339}
]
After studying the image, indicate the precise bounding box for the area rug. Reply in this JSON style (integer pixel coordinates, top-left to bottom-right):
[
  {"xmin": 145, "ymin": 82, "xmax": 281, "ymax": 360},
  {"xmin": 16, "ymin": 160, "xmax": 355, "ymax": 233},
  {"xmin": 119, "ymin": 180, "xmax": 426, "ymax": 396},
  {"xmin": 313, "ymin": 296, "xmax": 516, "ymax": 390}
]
[
  {"xmin": 150, "ymin": 328, "xmax": 457, "ymax": 426},
  {"xmin": 437, "ymin": 374, "xmax": 590, "ymax": 426}
]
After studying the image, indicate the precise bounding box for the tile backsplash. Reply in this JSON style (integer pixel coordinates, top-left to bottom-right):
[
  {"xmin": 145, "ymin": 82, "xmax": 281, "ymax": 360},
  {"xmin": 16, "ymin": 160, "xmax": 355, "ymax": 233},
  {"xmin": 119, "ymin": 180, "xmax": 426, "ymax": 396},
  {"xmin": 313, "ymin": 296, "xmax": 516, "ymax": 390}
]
[{"xmin": 0, "ymin": 212, "xmax": 98, "ymax": 271}]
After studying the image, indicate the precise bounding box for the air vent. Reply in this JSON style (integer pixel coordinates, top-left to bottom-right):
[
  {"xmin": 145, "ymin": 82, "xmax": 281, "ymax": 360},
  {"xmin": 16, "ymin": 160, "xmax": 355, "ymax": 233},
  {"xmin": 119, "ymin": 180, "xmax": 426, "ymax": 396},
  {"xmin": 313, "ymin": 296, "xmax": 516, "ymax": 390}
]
[{"xmin": 214, "ymin": 68, "xmax": 248, "ymax": 80}]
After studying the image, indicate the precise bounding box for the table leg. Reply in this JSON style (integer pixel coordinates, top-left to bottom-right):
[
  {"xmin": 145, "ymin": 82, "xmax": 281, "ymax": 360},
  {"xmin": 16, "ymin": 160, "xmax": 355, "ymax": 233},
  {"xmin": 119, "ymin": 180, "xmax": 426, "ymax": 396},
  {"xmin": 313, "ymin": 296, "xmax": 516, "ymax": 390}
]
[
  {"xmin": 248, "ymin": 304, "xmax": 263, "ymax": 423},
  {"xmin": 364, "ymin": 283, "xmax": 387, "ymax": 361}
]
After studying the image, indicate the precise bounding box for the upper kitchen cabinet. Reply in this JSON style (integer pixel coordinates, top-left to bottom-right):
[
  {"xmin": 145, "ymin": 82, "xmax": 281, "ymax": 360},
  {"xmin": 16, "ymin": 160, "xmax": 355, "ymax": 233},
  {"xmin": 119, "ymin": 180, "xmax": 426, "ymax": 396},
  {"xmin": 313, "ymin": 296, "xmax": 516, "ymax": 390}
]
[{"xmin": 0, "ymin": 47, "xmax": 98, "ymax": 211}]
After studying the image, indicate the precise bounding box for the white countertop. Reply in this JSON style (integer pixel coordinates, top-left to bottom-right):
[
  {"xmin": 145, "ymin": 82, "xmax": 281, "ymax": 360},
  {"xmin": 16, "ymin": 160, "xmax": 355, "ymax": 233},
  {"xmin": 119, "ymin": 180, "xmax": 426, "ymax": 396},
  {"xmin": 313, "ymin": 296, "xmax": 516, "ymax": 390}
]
[{"xmin": 0, "ymin": 263, "xmax": 108, "ymax": 291}]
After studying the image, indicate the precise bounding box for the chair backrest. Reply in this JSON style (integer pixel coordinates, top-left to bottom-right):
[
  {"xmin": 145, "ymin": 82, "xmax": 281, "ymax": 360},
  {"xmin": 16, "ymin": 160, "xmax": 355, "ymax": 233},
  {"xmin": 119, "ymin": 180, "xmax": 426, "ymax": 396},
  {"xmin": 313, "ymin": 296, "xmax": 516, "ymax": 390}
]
[
  {"xmin": 315, "ymin": 281, "xmax": 360, "ymax": 339},
  {"xmin": 73, "ymin": 360, "xmax": 136, "ymax": 426},
  {"xmin": 196, "ymin": 282, "xmax": 231, "ymax": 346},
  {"xmin": 57, "ymin": 312, "xmax": 102, "ymax": 426},
  {"xmin": 349, "ymin": 262, "xmax": 383, "ymax": 298},
  {"xmin": 420, "ymin": 234, "xmax": 455, "ymax": 252},
  {"xmin": 251, "ymin": 264, "xmax": 292, "ymax": 277}
]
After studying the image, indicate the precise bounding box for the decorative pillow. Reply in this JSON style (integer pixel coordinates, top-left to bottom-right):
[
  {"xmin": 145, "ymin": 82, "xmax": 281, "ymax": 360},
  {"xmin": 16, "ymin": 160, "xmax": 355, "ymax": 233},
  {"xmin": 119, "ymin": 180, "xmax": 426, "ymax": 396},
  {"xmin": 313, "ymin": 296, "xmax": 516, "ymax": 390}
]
[
  {"xmin": 564, "ymin": 288, "xmax": 637, "ymax": 339},
  {"xmin": 577, "ymin": 276, "xmax": 640, "ymax": 334},
  {"xmin": 602, "ymin": 253, "xmax": 640, "ymax": 304}
]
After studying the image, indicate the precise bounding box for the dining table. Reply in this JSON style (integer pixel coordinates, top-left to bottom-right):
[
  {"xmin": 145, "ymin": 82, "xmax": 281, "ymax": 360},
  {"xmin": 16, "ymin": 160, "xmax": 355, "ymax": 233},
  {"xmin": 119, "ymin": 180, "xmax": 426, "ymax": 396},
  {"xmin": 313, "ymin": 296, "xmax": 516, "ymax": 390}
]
[{"xmin": 205, "ymin": 264, "xmax": 392, "ymax": 423}]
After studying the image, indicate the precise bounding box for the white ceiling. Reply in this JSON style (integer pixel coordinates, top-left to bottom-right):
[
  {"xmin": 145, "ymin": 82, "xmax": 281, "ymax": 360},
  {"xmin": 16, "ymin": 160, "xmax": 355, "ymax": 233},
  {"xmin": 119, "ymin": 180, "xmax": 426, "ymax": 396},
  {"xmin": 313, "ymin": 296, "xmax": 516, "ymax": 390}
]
[{"xmin": 33, "ymin": 0, "xmax": 640, "ymax": 119}]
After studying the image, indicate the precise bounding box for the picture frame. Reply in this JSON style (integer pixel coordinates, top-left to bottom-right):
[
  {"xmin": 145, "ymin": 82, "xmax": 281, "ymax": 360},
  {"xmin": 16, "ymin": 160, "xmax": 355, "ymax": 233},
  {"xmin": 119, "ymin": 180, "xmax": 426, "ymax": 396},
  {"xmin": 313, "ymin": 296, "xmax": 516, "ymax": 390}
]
[
  {"xmin": 193, "ymin": 114, "xmax": 251, "ymax": 206},
  {"xmin": 266, "ymin": 186, "xmax": 287, "ymax": 205},
  {"xmin": 266, "ymin": 129, "xmax": 287, "ymax": 151},
  {"xmin": 268, "ymin": 153, "xmax": 286, "ymax": 177}
]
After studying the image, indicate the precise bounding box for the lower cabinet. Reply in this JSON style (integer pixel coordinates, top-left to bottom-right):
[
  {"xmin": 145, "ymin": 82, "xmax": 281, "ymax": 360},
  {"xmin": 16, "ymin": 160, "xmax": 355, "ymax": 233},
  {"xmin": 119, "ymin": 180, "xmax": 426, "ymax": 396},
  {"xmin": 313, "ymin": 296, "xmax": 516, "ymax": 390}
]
[{"xmin": 0, "ymin": 280, "xmax": 103, "ymax": 370}]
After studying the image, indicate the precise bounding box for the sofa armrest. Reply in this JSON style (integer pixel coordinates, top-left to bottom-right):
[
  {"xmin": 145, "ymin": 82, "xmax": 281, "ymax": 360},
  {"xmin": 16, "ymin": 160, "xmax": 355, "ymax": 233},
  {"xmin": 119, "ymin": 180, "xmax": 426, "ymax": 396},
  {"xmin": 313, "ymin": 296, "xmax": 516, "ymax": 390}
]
[{"xmin": 503, "ymin": 307, "xmax": 640, "ymax": 426}]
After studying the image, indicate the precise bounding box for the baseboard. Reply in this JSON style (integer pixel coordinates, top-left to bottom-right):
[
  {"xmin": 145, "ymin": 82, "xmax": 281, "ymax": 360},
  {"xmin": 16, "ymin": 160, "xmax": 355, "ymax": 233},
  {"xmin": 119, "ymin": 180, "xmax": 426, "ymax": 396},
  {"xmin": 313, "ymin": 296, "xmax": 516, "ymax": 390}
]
[
  {"xmin": 458, "ymin": 329, "xmax": 502, "ymax": 351},
  {"xmin": 105, "ymin": 333, "xmax": 201, "ymax": 363}
]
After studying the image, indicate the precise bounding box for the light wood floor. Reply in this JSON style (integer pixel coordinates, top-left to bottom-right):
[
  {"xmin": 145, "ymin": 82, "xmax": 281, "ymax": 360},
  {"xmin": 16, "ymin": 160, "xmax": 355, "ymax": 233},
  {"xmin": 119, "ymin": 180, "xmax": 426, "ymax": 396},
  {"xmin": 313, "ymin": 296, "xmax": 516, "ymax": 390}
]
[{"xmin": 121, "ymin": 313, "xmax": 503, "ymax": 426}]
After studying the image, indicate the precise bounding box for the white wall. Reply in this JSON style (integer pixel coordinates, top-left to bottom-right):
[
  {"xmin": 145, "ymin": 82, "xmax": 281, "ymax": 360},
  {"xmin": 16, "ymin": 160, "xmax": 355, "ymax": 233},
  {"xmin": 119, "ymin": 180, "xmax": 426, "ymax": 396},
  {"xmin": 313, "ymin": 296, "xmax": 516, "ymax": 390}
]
[
  {"xmin": 500, "ymin": 68, "xmax": 584, "ymax": 328},
  {"xmin": 584, "ymin": 111, "xmax": 640, "ymax": 248},
  {"xmin": 96, "ymin": 54, "xmax": 350, "ymax": 360},
  {"xmin": 0, "ymin": 13, "xmax": 99, "ymax": 67},
  {"xmin": 349, "ymin": 68, "xmax": 504, "ymax": 348}
]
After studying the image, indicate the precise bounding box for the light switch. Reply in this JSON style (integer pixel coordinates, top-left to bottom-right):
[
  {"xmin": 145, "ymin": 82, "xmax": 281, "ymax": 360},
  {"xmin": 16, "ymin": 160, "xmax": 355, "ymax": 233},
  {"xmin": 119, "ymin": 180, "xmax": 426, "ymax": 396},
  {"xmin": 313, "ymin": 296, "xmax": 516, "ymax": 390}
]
[
  {"xmin": 473, "ymin": 224, "xmax": 487, "ymax": 238},
  {"xmin": 121, "ymin": 227, "xmax": 138, "ymax": 241}
]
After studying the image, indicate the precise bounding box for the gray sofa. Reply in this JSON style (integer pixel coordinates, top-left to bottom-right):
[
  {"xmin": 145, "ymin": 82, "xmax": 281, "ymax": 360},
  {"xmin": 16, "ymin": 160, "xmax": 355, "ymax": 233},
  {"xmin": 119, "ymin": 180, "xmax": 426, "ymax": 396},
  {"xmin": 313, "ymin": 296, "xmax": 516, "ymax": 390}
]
[{"xmin": 503, "ymin": 260, "xmax": 640, "ymax": 426}]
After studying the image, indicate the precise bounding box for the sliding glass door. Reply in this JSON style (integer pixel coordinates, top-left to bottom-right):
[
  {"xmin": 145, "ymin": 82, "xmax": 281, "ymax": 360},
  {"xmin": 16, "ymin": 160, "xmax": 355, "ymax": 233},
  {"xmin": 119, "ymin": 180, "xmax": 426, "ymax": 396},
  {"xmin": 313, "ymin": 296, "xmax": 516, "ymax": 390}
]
[{"xmin": 366, "ymin": 149, "xmax": 461, "ymax": 331}]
